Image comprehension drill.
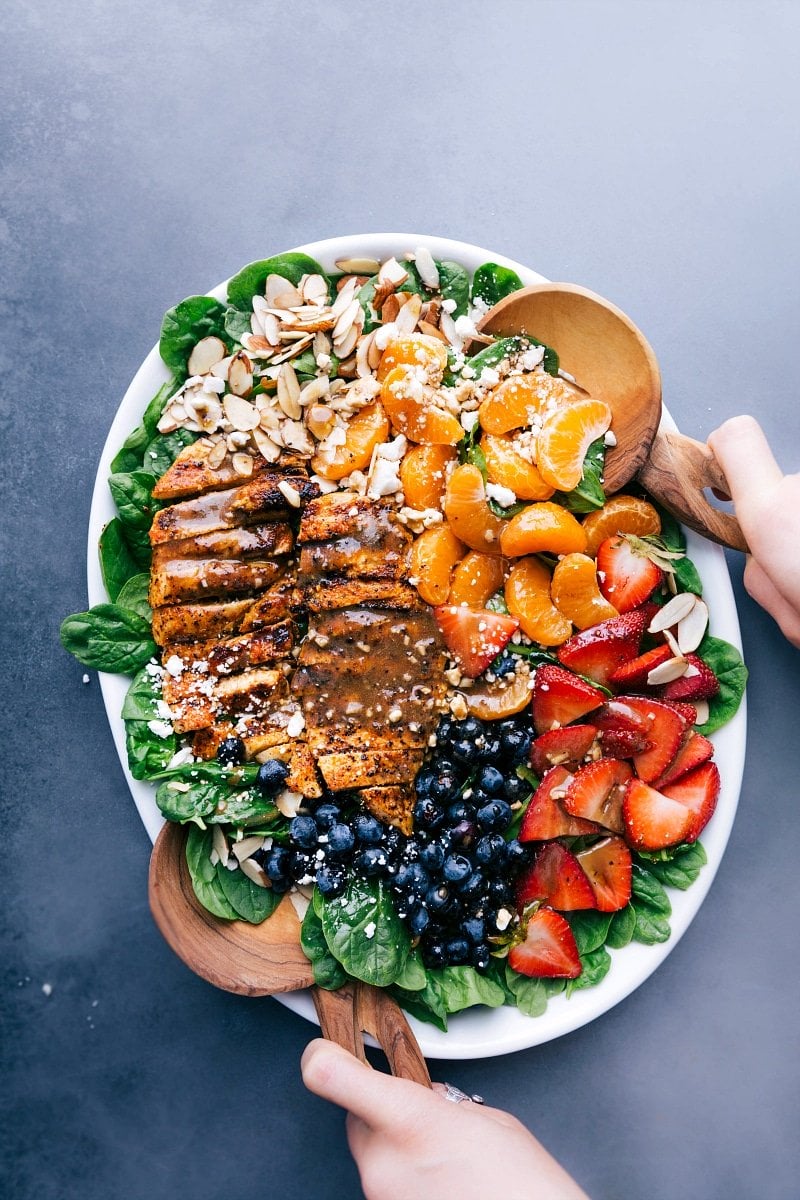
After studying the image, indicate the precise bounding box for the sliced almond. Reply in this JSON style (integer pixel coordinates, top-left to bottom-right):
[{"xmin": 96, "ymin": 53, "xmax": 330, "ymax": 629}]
[
  {"xmin": 228, "ymin": 352, "xmax": 253, "ymax": 397},
  {"xmin": 184, "ymin": 394, "xmax": 222, "ymax": 433},
  {"xmin": 281, "ymin": 421, "xmax": 314, "ymax": 455},
  {"xmin": 232, "ymin": 452, "xmax": 254, "ymax": 477},
  {"xmin": 210, "ymin": 355, "xmax": 233, "ymax": 380},
  {"xmin": 648, "ymin": 591, "xmax": 697, "ymax": 633},
  {"xmin": 693, "ymin": 700, "xmax": 710, "ymax": 725},
  {"xmin": 265, "ymin": 274, "xmax": 301, "ymax": 308},
  {"xmin": 211, "ymin": 824, "xmax": 229, "ymax": 868},
  {"xmin": 333, "ymin": 321, "xmax": 362, "ymax": 360},
  {"xmin": 677, "ymin": 598, "xmax": 709, "ymax": 654},
  {"xmin": 330, "ymin": 277, "xmax": 359, "ymax": 319},
  {"xmin": 275, "ymin": 788, "xmax": 304, "ymax": 817},
  {"xmin": 356, "ymin": 329, "xmax": 377, "ymax": 378},
  {"xmin": 394, "ymin": 293, "xmax": 423, "ymax": 335},
  {"xmin": 252, "ymin": 426, "xmax": 282, "ymax": 462},
  {"xmin": 418, "ymin": 319, "xmax": 449, "ymax": 343},
  {"xmin": 381, "ymin": 293, "xmax": 401, "ymax": 324},
  {"xmin": 277, "ymin": 478, "xmax": 303, "ymax": 508},
  {"xmin": 313, "ymin": 330, "xmax": 331, "ymax": 359},
  {"xmin": 289, "ymin": 890, "xmax": 312, "ymax": 920},
  {"xmin": 647, "ymin": 656, "xmax": 689, "ymax": 685},
  {"xmin": 378, "ymin": 256, "xmax": 409, "ymax": 287},
  {"xmin": 232, "ymin": 835, "xmax": 266, "ymax": 863},
  {"xmin": 239, "ymin": 859, "xmax": 270, "ymax": 888},
  {"xmin": 664, "ymin": 627, "xmax": 682, "ymax": 657},
  {"xmin": 187, "ymin": 336, "xmax": 226, "ymax": 377},
  {"xmin": 335, "ymin": 256, "xmax": 381, "ymax": 274},
  {"xmin": 271, "ymin": 334, "xmax": 314, "ymax": 364},
  {"xmin": 223, "ymin": 393, "xmax": 260, "ymax": 432},
  {"xmin": 277, "ymin": 362, "xmax": 301, "ymax": 418},
  {"xmin": 299, "ymin": 375, "xmax": 330, "ymax": 407},
  {"xmin": 206, "ymin": 438, "xmax": 228, "ymax": 469},
  {"xmin": 306, "ymin": 404, "xmax": 336, "ymax": 439},
  {"xmin": 414, "ymin": 245, "xmax": 440, "ymax": 288},
  {"xmin": 332, "ymin": 297, "xmax": 361, "ymax": 343},
  {"xmin": 367, "ymin": 335, "xmax": 383, "ymax": 371}
]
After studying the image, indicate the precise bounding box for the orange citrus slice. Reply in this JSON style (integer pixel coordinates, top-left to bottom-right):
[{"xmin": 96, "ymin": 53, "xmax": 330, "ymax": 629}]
[
  {"xmin": 550, "ymin": 553, "xmax": 619, "ymax": 629},
  {"xmin": 311, "ymin": 401, "xmax": 390, "ymax": 481},
  {"xmin": 444, "ymin": 464, "xmax": 506, "ymax": 554},
  {"xmin": 381, "ymin": 366, "xmax": 463, "ymax": 445},
  {"xmin": 377, "ymin": 333, "xmax": 449, "ymax": 384},
  {"xmin": 505, "ymin": 557, "xmax": 573, "ymax": 646},
  {"xmin": 479, "ymin": 372, "xmax": 576, "ymax": 435},
  {"xmin": 465, "ymin": 670, "xmax": 534, "ymax": 719},
  {"xmin": 448, "ymin": 551, "xmax": 507, "ymax": 608},
  {"xmin": 536, "ymin": 397, "xmax": 612, "ymax": 491},
  {"xmin": 500, "ymin": 502, "xmax": 588, "ymax": 558},
  {"xmin": 409, "ymin": 525, "xmax": 465, "ymax": 605},
  {"xmin": 481, "ymin": 433, "xmax": 554, "ymax": 501},
  {"xmin": 399, "ymin": 444, "xmax": 457, "ymax": 511},
  {"xmin": 582, "ymin": 494, "xmax": 662, "ymax": 557}
]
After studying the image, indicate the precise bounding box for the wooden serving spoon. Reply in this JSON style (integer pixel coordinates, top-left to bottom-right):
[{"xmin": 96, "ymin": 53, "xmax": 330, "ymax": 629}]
[
  {"xmin": 477, "ymin": 283, "xmax": 747, "ymax": 552},
  {"xmin": 148, "ymin": 821, "xmax": 432, "ymax": 1085}
]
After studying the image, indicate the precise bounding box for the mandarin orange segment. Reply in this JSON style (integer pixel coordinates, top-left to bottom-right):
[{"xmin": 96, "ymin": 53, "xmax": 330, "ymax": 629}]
[
  {"xmin": 311, "ymin": 401, "xmax": 390, "ymax": 481},
  {"xmin": 550, "ymin": 553, "xmax": 620, "ymax": 630},
  {"xmin": 465, "ymin": 670, "xmax": 534, "ymax": 719},
  {"xmin": 409, "ymin": 525, "xmax": 465, "ymax": 605},
  {"xmin": 500, "ymin": 502, "xmax": 588, "ymax": 558},
  {"xmin": 504, "ymin": 557, "xmax": 573, "ymax": 646},
  {"xmin": 399, "ymin": 444, "xmax": 457, "ymax": 511},
  {"xmin": 381, "ymin": 366, "xmax": 463, "ymax": 445},
  {"xmin": 448, "ymin": 551, "xmax": 507, "ymax": 608},
  {"xmin": 478, "ymin": 372, "xmax": 577, "ymax": 435},
  {"xmin": 444, "ymin": 463, "xmax": 506, "ymax": 555},
  {"xmin": 481, "ymin": 433, "xmax": 555, "ymax": 501},
  {"xmin": 582, "ymin": 494, "xmax": 662, "ymax": 557},
  {"xmin": 536, "ymin": 397, "xmax": 612, "ymax": 491},
  {"xmin": 376, "ymin": 333, "xmax": 448, "ymax": 383}
]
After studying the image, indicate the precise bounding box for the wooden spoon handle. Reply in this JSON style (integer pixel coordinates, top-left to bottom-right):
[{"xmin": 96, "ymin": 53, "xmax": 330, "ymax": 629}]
[
  {"xmin": 312, "ymin": 983, "xmax": 432, "ymax": 1088},
  {"xmin": 638, "ymin": 429, "xmax": 749, "ymax": 552}
]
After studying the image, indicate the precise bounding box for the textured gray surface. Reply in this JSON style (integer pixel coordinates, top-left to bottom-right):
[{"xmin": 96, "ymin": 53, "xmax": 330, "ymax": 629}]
[{"xmin": 2, "ymin": 2, "xmax": 799, "ymax": 1198}]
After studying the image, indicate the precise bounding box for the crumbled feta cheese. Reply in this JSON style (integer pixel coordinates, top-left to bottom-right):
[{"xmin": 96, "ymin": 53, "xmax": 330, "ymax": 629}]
[
  {"xmin": 485, "ymin": 482, "xmax": 517, "ymax": 508},
  {"xmin": 495, "ymin": 908, "xmax": 513, "ymax": 931},
  {"xmin": 82, "ymin": 674, "xmax": 90, "ymax": 684},
  {"xmin": 367, "ymin": 457, "xmax": 402, "ymax": 500},
  {"xmin": 364, "ymin": 921, "xmax": 376, "ymax": 940},
  {"xmin": 164, "ymin": 654, "xmax": 185, "ymax": 677},
  {"xmin": 441, "ymin": 298, "xmax": 457, "ymax": 314},
  {"xmin": 460, "ymin": 410, "xmax": 479, "ymax": 432},
  {"xmin": 479, "ymin": 366, "xmax": 500, "ymax": 387},
  {"xmin": 604, "ymin": 429, "xmax": 617, "ymax": 447},
  {"xmin": 286, "ymin": 711, "xmax": 305, "ymax": 738},
  {"xmin": 147, "ymin": 719, "xmax": 174, "ymax": 739}
]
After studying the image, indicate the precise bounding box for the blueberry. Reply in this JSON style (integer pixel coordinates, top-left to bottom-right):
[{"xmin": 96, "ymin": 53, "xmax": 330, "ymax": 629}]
[
  {"xmin": 437, "ymin": 716, "xmax": 455, "ymax": 744},
  {"xmin": 457, "ymin": 870, "xmax": 486, "ymax": 902},
  {"xmin": 216, "ymin": 736, "xmax": 246, "ymax": 766},
  {"xmin": 463, "ymin": 915, "xmax": 487, "ymax": 944},
  {"xmin": 352, "ymin": 812, "xmax": 382, "ymax": 844},
  {"xmin": 381, "ymin": 826, "xmax": 403, "ymax": 858},
  {"xmin": 504, "ymin": 773, "xmax": 533, "ymax": 804},
  {"xmin": 476, "ymin": 800, "xmax": 513, "ymax": 832},
  {"xmin": 487, "ymin": 878, "xmax": 513, "ymax": 905},
  {"xmin": 289, "ymin": 850, "xmax": 315, "ymax": 881},
  {"xmin": 413, "ymin": 797, "xmax": 445, "ymax": 832},
  {"xmin": 478, "ymin": 765, "xmax": 505, "ymax": 795},
  {"xmin": 314, "ymin": 803, "xmax": 340, "ymax": 831},
  {"xmin": 499, "ymin": 724, "xmax": 526, "ymax": 757},
  {"xmin": 264, "ymin": 846, "xmax": 289, "ymax": 882},
  {"xmin": 327, "ymin": 823, "xmax": 355, "ymax": 857},
  {"xmin": 425, "ymin": 883, "xmax": 451, "ymax": 914},
  {"xmin": 423, "ymin": 941, "xmax": 447, "ymax": 969},
  {"xmin": 356, "ymin": 846, "xmax": 389, "ymax": 877},
  {"xmin": 446, "ymin": 936, "xmax": 470, "ymax": 965},
  {"xmin": 509, "ymin": 729, "xmax": 533, "ymax": 763},
  {"xmin": 442, "ymin": 854, "xmax": 471, "ymax": 885},
  {"xmin": 315, "ymin": 863, "xmax": 346, "ymax": 897},
  {"xmin": 449, "ymin": 818, "xmax": 477, "ymax": 848},
  {"xmin": 492, "ymin": 651, "xmax": 518, "ymax": 678},
  {"xmin": 420, "ymin": 841, "xmax": 445, "ymax": 873},
  {"xmin": 289, "ymin": 814, "xmax": 318, "ymax": 849},
  {"xmin": 504, "ymin": 839, "xmax": 529, "ymax": 869},
  {"xmin": 446, "ymin": 799, "xmax": 473, "ymax": 825},
  {"xmin": 459, "ymin": 716, "xmax": 483, "ymax": 741},
  {"xmin": 471, "ymin": 942, "xmax": 491, "ymax": 971},
  {"xmin": 409, "ymin": 906, "xmax": 430, "ymax": 937},
  {"xmin": 478, "ymin": 733, "xmax": 502, "ymax": 763},
  {"xmin": 431, "ymin": 771, "xmax": 457, "ymax": 802},
  {"xmin": 450, "ymin": 737, "xmax": 478, "ymax": 764},
  {"xmin": 395, "ymin": 861, "xmax": 429, "ymax": 897},
  {"xmin": 475, "ymin": 833, "xmax": 507, "ymax": 871},
  {"xmin": 255, "ymin": 757, "xmax": 290, "ymax": 793}
]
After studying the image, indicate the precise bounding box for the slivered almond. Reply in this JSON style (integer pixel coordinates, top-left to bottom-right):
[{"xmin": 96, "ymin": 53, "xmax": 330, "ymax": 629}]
[
  {"xmin": 211, "ymin": 825, "xmax": 229, "ymax": 868},
  {"xmin": 277, "ymin": 479, "xmax": 302, "ymax": 507},
  {"xmin": 232, "ymin": 835, "xmax": 266, "ymax": 862},
  {"xmin": 394, "ymin": 293, "xmax": 422, "ymax": 334},
  {"xmin": 239, "ymin": 859, "xmax": 270, "ymax": 887},
  {"xmin": 335, "ymin": 256, "xmax": 381, "ymax": 274},
  {"xmin": 265, "ymin": 274, "xmax": 301, "ymax": 308},
  {"xmin": 252, "ymin": 426, "xmax": 282, "ymax": 462},
  {"xmin": 647, "ymin": 656, "xmax": 689, "ymax": 685},
  {"xmin": 207, "ymin": 438, "xmax": 227, "ymax": 469},
  {"xmin": 228, "ymin": 352, "xmax": 253, "ymax": 396},
  {"xmin": 232, "ymin": 452, "xmax": 254, "ymax": 477},
  {"xmin": 224, "ymin": 393, "xmax": 260, "ymax": 431},
  {"xmin": 677, "ymin": 598, "xmax": 709, "ymax": 654},
  {"xmin": 648, "ymin": 591, "xmax": 697, "ymax": 633},
  {"xmin": 414, "ymin": 246, "xmax": 440, "ymax": 288},
  {"xmin": 188, "ymin": 335, "xmax": 226, "ymax": 376},
  {"xmin": 378, "ymin": 256, "xmax": 409, "ymax": 287}
]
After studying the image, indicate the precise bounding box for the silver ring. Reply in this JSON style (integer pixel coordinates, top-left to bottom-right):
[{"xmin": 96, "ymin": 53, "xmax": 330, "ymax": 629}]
[{"xmin": 443, "ymin": 1083, "xmax": 485, "ymax": 1105}]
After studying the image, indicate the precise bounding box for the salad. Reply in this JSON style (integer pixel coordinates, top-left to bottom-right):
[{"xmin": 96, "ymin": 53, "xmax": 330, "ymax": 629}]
[{"xmin": 61, "ymin": 245, "xmax": 747, "ymax": 1032}]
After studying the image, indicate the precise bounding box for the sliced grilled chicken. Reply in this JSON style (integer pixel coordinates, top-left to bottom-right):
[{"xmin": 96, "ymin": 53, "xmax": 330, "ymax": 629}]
[
  {"xmin": 151, "ymin": 523, "xmax": 294, "ymax": 562},
  {"xmin": 150, "ymin": 472, "xmax": 316, "ymax": 544},
  {"xmin": 149, "ymin": 556, "xmax": 286, "ymax": 607},
  {"xmin": 152, "ymin": 597, "xmax": 258, "ymax": 646},
  {"xmin": 153, "ymin": 440, "xmax": 306, "ymax": 501}
]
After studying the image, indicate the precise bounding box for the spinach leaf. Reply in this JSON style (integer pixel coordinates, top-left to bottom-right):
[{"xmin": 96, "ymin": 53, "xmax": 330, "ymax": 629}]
[
  {"xmin": 110, "ymin": 377, "xmax": 181, "ymax": 472},
  {"xmin": 390, "ymin": 985, "xmax": 448, "ymax": 1032},
  {"xmin": 695, "ymin": 635, "xmax": 748, "ymax": 734},
  {"xmin": 394, "ymin": 950, "xmax": 427, "ymax": 992},
  {"xmin": 108, "ymin": 471, "xmax": 160, "ymax": 531},
  {"xmin": 224, "ymin": 306, "xmax": 253, "ymax": 344},
  {"xmin": 503, "ymin": 966, "xmax": 564, "ymax": 1018},
  {"xmin": 98, "ymin": 518, "xmax": 141, "ymax": 601},
  {"xmin": 60, "ymin": 605, "xmax": 156, "ymax": 673},
  {"xmin": 429, "ymin": 965, "xmax": 507, "ymax": 1017},
  {"xmin": 554, "ymin": 439, "xmax": 606, "ymax": 513},
  {"xmin": 652, "ymin": 502, "xmax": 703, "ymax": 594},
  {"xmin": 121, "ymin": 664, "xmax": 163, "ymax": 720},
  {"xmin": 319, "ymin": 877, "xmax": 410, "ymax": 988},
  {"xmin": 301, "ymin": 901, "xmax": 348, "ymax": 991},
  {"xmin": 436, "ymin": 260, "xmax": 470, "ymax": 316},
  {"xmin": 125, "ymin": 721, "xmax": 177, "ymax": 780},
  {"xmin": 216, "ymin": 861, "xmax": 281, "ymax": 924},
  {"xmin": 567, "ymin": 911, "xmax": 613, "ymax": 956},
  {"xmin": 155, "ymin": 767, "xmax": 280, "ymax": 827},
  {"xmin": 143, "ymin": 428, "xmax": 198, "ymax": 478},
  {"xmin": 159, "ymin": 296, "xmax": 229, "ymax": 375},
  {"xmin": 115, "ymin": 573, "xmax": 152, "ymax": 623},
  {"xmin": 227, "ymin": 253, "xmax": 329, "ymax": 310},
  {"xmin": 471, "ymin": 262, "xmax": 524, "ymax": 308},
  {"xmin": 606, "ymin": 904, "xmax": 637, "ymax": 949},
  {"xmin": 466, "ymin": 334, "xmax": 559, "ymax": 379},
  {"xmin": 185, "ymin": 825, "xmax": 239, "ymax": 920},
  {"xmin": 567, "ymin": 945, "xmax": 612, "ymax": 994},
  {"xmin": 635, "ymin": 841, "xmax": 707, "ymax": 890},
  {"xmin": 630, "ymin": 863, "xmax": 672, "ymax": 943},
  {"xmin": 632, "ymin": 907, "xmax": 671, "ymax": 944}
]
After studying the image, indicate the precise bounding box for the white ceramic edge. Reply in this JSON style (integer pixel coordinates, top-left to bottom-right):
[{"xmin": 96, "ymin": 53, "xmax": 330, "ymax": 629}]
[{"xmin": 87, "ymin": 233, "xmax": 746, "ymax": 1059}]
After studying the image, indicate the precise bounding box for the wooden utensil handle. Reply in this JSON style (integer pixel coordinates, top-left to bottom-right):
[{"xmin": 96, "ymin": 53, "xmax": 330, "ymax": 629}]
[
  {"xmin": 312, "ymin": 983, "xmax": 432, "ymax": 1088},
  {"xmin": 638, "ymin": 430, "xmax": 749, "ymax": 552}
]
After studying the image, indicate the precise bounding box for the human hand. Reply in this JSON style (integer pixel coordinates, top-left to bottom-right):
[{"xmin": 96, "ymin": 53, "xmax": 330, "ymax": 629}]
[
  {"xmin": 301, "ymin": 1038, "xmax": 590, "ymax": 1200},
  {"xmin": 707, "ymin": 415, "xmax": 800, "ymax": 647}
]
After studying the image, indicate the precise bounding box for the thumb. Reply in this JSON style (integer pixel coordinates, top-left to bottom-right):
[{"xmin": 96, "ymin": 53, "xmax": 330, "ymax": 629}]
[{"xmin": 301, "ymin": 1038, "xmax": 436, "ymax": 1131}]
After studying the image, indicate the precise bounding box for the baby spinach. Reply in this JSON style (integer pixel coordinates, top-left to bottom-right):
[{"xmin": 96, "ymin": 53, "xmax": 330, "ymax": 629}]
[
  {"xmin": 301, "ymin": 902, "xmax": 349, "ymax": 991},
  {"xmin": 159, "ymin": 296, "xmax": 229, "ymax": 375},
  {"xmin": 99, "ymin": 518, "xmax": 141, "ymax": 601},
  {"xmin": 393, "ymin": 950, "xmax": 427, "ymax": 992},
  {"xmin": 121, "ymin": 664, "xmax": 162, "ymax": 720},
  {"xmin": 653, "ymin": 504, "xmax": 703, "ymax": 594},
  {"xmin": 630, "ymin": 864, "xmax": 672, "ymax": 944},
  {"xmin": 143, "ymin": 428, "xmax": 198, "ymax": 478},
  {"xmin": 115, "ymin": 573, "xmax": 152, "ymax": 623},
  {"xmin": 567, "ymin": 945, "xmax": 612, "ymax": 994},
  {"xmin": 605, "ymin": 904, "xmax": 637, "ymax": 949},
  {"xmin": 185, "ymin": 825, "xmax": 239, "ymax": 920},
  {"xmin": 60, "ymin": 605, "xmax": 157, "ymax": 673},
  {"xmin": 125, "ymin": 721, "xmax": 177, "ymax": 780},
  {"xmin": 695, "ymin": 635, "xmax": 747, "ymax": 734},
  {"xmin": 110, "ymin": 377, "xmax": 181, "ymax": 473},
  {"xmin": 567, "ymin": 911, "xmax": 613, "ymax": 956},
  {"xmin": 636, "ymin": 842, "xmax": 707, "ymax": 890},
  {"xmin": 224, "ymin": 306, "xmax": 253, "ymax": 344},
  {"xmin": 155, "ymin": 763, "xmax": 280, "ymax": 827},
  {"xmin": 216, "ymin": 861, "xmax": 281, "ymax": 924},
  {"xmin": 466, "ymin": 334, "xmax": 559, "ymax": 379},
  {"xmin": 471, "ymin": 262, "xmax": 524, "ymax": 308},
  {"xmin": 554, "ymin": 439, "xmax": 606, "ymax": 513},
  {"xmin": 108, "ymin": 471, "xmax": 160, "ymax": 531},
  {"xmin": 227, "ymin": 253, "xmax": 329, "ymax": 310},
  {"xmin": 436, "ymin": 260, "xmax": 470, "ymax": 317},
  {"xmin": 319, "ymin": 877, "xmax": 410, "ymax": 988},
  {"xmin": 503, "ymin": 966, "xmax": 564, "ymax": 1018}
]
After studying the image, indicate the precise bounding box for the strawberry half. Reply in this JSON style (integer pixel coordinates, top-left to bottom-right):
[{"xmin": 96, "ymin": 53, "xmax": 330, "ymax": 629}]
[
  {"xmin": 433, "ymin": 605, "xmax": 519, "ymax": 678},
  {"xmin": 575, "ymin": 836, "xmax": 633, "ymax": 911},
  {"xmin": 530, "ymin": 724, "xmax": 599, "ymax": 776},
  {"xmin": 660, "ymin": 654, "xmax": 721, "ymax": 702},
  {"xmin": 515, "ymin": 842, "xmax": 596, "ymax": 911},
  {"xmin": 596, "ymin": 535, "xmax": 664, "ymax": 612},
  {"xmin": 668, "ymin": 700, "xmax": 699, "ymax": 725},
  {"xmin": 562, "ymin": 758, "xmax": 632, "ymax": 833},
  {"xmin": 518, "ymin": 766, "xmax": 602, "ymax": 842},
  {"xmin": 508, "ymin": 907, "xmax": 582, "ymax": 979},
  {"xmin": 609, "ymin": 643, "xmax": 674, "ymax": 691},
  {"xmin": 531, "ymin": 664, "xmax": 606, "ymax": 734},
  {"xmin": 615, "ymin": 695, "xmax": 687, "ymax": 784},
  {"xmin": 662, "ymin": 761, "xmax": 720, "ymax": 841},
  {"xmin": 622, "ymin": 777, "xmax": 696, "ymax": 850},
  {"xmin": 652, "ymin": 731, "xmax": 714, "ymax": 789},
  {"xmin": 557, "ymin": 610, "xmax": 647, "ymax": 687},
  {"xmin": 598, "ymin": 727, "xmax": 653, "ymax": 758}
]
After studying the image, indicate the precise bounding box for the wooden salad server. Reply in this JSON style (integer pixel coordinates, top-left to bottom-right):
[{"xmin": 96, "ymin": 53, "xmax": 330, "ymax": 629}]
[
  {"xmin": 148, "ymin": 821, "xmax": 431, "ymax": 1086},
  {"xmin": 477, "ymin": 283, "xmax": 748, "ymax": 553}
]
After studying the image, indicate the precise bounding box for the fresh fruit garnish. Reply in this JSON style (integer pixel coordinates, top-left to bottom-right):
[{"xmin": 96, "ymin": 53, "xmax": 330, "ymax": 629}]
[
  {"xmin": 448, "ymin": 551, "xmax": 507, "ymax": 609},
  {"xmin": 399, "ymin": 443, "xmax": 457, "ymax": 511},
  {"xmin": 381, "ymin": 366, "xmax": 464, "ymax": 445},
  {"xmin": 500, "ymin": 501, "xmax": 588, "ymax": 558},
  {"xmin": 505, "ymin": 557, "xmax": 573, "ymax": 646},
  {"xmin": 481, "ymin": 433, "xmax": 554, "ymax": 501},
  {"xmin": 518, "ymin": 766, "xmax": 602, "ymax": 841},
  {"xmin": 530, "ymin": 724, "xmax": 599, "ymax": 776},
  {"xmin": 536, "ymin": 397, "xmax": 612, "ymax": 491},
  {"xmin": 652, "ymin": 731, "xmax": 714, "ymax": 789},
  {"xmin": 609, "ymin": 643, "xmax": 675, "ymax": 690},
  {"xmin": 410, "ymin": 525, "xmax": 466, "ymax": 605},
  {"xmin": 596, "ymin": 726, "xmax": 653, "ymax": 759},
  {"xmin": 582, "ymin": 494, "xmax": 662, "ymax": 557},
  {"xmin": 434, "ymin": 605, "xmax": 519, "ymax": 678},
  {"xmin": 596, "ymin": 534, "xmax": 664, "ymax": 612},
  {"xmin": 615, "ymin": 695, "xmax": 687, "ymax": 783},
  {"xmin": 562, "ymin": 759, "xmax": 632, "ymax": 833},
  {"xmin": 311, "ymin": 400, "xmax": 390, "ymax": 480},
  {"xmin": 444, "ymin": 463, "xmax": 506, "ymax": 553},
  {"xmin": 556, "ymin": 610, "xmax": 647, "ymax": 687},
  {"xmin": 508, "ymin": 906, "xmax": 582, "ymax": 978},
  {"xmin": 376, "ymin": 332, "xmax": 449, "ymax": 383},
  {"xmin": 660, "ymin": 761, "xmax": 720, "ymax": 842},
  {"xmin": 531, "ymin": 664, "xmax": 607, "ymax": 734},
  {"xmin": 622, "ymin": 777, "xmax": 696, "ymax": 850},
  {"xmin": 478, "ymin": 372, "xmax": 573, "ymax": 435},
  {"xmin": 550, "ymin": 552, "xmax": 619, "ymax": 629},
  {"xmin": 464, "ymin": 671, "xmax": 534, "ymax": 719},
  {"xmin": 575, "ymin": 836, "xmax": 633, "ymax": 911},
  {"xmin": 516, "ymin": 842, "xmax": 597, "ymax": 911},
  {"xmin": 667, "ymin": 700, "xmax": 699, "ymax": 725},
  {"xmin": 660, "ymin": 653, "xmax": 721, "ymax": 702}
]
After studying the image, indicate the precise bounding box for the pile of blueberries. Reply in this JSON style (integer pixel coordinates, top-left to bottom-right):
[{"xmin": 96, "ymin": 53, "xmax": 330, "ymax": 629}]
[{"xmin": 241, "ymin": 713, "xmax": 536, "ymax": 972}]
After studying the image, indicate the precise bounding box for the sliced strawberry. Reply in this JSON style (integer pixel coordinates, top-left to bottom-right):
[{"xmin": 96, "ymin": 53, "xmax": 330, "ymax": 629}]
[
  {"xmin": 562, "ymin": 759, "xmax": 632, "ymax": 833},
  {"xmin": 557, "ymin": 610, "xmax": 647, "ymax": 687},
  {"xmin": 508, "ymin": 907, "xmax": 582, "ymax": 979},
  {"xmin": 515, "ymin": 842, "xmax": 597, "ymax": 911},
  {"xmin": 615, "ymin": 695, "xmax": 687, "ymax": 783},
  {"xmin": 668, "ymin": 700, "xmax": 698, "ymax": 725},
  {"xmin": 609, "ymin": 643, "xmax": 674, "ymax": 691},
  {"xmin": 531, "ymin": 665, "xmax": 606, "ymax": 734},
  {"xmin": 530, "ymin": 725, "xmax": 599, "ymax": 776},
  {"xmin": 662, "ymin": 761, "xmax": 720, "ymax": 841},
  {"xmin": 622, "ymin": 777, "xmax": 696, "ymax": 850},
  {"xmin": 652, "ymin": 731, "xmax": 714, "ymax": 789},
  {"xmin": 596, "ymin": 535, "xmax": 664, "ymax": 612},
  {"xmin": 433, "ymin": 605, "xmax": 519, "ymax": 679},
  {"xmin": 660, "ymin": 654, "xmax": 721, "ymax": 702},
  {"xmin": 518, "ymin": 766, "xmax": 602, "ymax": 842},
  {"xmin": 598, "ymin": 727, "xmax": 653, "ymax": 758},
  {"xmin": 575, "ymin": 836, "xmax": 633, "ymax": 911}
]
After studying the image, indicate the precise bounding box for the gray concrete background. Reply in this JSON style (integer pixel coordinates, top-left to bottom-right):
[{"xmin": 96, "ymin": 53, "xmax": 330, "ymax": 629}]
[{"xmin": 2, "ymin": 2, "xmax": 799, "ymax": 1197}]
